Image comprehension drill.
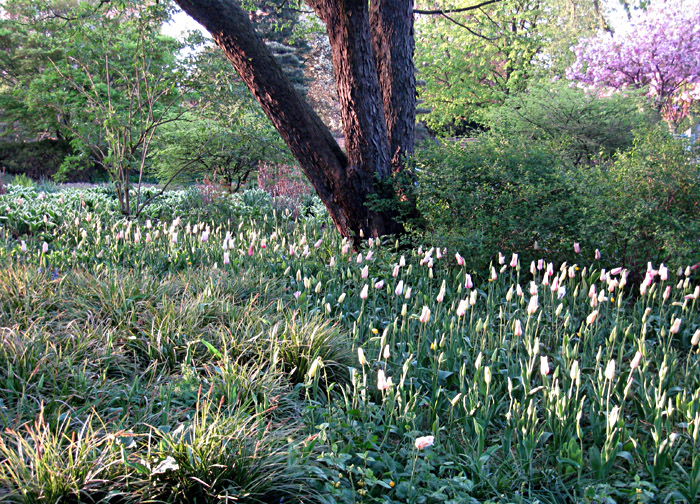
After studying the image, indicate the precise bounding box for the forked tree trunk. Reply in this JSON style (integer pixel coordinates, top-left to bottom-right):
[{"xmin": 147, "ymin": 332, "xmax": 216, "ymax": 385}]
[{"xmin": 173, "ymin": 0, "xmax": 416, "ymax": 243}]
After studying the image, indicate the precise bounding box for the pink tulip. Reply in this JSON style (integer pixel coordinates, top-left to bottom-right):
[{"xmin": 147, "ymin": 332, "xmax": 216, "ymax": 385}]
[
  {"xmin": 414, "ymin": 435, "xmax": 434, "ymax": 450},
  {"xmin": 465, "ymin": 274, "xmax": 473, "ymax": 289},
  {"xmin": 514, "ymin": 319, "xmax": 523, "ymax": 336},
  {"xmin": 455, "ymin": 252, "xmax": 464, "ymax": 266},
  {"xmin": 419, "ymin": 305, "xmax": 431, "ymax": 323},
  {"xmin": 574, "ymin": 242, "xmax": 581, "ymax": 253}
]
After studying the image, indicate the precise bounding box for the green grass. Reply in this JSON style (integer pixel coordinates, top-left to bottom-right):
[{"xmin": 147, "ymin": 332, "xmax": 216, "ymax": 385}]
[{"xmin": 0, "ymin": 185, "xmax": 699, "ymax": 503}]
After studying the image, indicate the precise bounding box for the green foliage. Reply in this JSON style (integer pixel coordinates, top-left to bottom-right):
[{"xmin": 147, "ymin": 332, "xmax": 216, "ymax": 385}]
[
  {"xmin": 414, "ymin": 0, "xmax": 608, "ymax": 134},
  {"xmin": 0, "ymin": 185, "xmax": 699, "ymax": 502},
  {"xmin": 581, "ymin": 126, "xmax": 700, "ymax": 270},
  {"xmin": 151, "ymin": 111, "xmax": 292, "ymax": 190},
  {"xmin": 414, "ymin": 134, "xmax": 583, "ymax": 271},
  {"xmin": 483, "ymin": 83, "xmax": 656, "ymax": 166},
  {"xmin": 0, "ymin": 139, "xmax": 100, "ymax": 182}
]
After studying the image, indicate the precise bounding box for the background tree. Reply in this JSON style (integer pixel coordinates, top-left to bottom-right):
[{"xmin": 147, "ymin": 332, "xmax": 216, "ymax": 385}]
[
  {"xmin": 0, "ymin": 0, "xmax": 190, "ymax": 216},
  {"xmin": 568, "ymin": 0, "xmax": 700, "ymax": 132},
  {"xmin": 413, "ymin": 0, "xmax": 609, "ymax": 134}
]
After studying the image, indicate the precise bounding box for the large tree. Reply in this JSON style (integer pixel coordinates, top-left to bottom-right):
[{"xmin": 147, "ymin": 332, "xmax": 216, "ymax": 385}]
[{"xmin": 173, "ymin": 0, "xmax": 417, "ymax": 242}]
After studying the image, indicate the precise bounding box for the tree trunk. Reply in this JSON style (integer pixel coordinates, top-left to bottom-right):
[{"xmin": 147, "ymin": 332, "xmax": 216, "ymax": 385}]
[{"xmin": 173, "ymin": 0, "xmax": 414, "ymax": 243}]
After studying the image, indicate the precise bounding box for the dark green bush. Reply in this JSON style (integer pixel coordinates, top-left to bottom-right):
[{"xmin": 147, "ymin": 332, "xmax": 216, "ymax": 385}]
[
  {"xmin": 414, "ymin": 134, "xmax": 584, "ymax": 272},
  {"xmin": 414, "ymin": 126, "xmax": 700, "ymax": 277},
  {"xmin": 580, "ymin": 126, "xmax": 700, "ymax": 272},
  {"xmin": 0, "ymin": 139, "xmax": 102, "ymax": 182},
  {"xmin": 482, "ymin": 83, "xmax": 655, "ymax": 167}
]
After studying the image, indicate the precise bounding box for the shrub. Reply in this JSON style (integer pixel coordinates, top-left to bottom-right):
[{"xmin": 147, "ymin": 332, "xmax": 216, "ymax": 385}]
[
  {"xmin": 414, "ymin": 134, "xmax": 584, "ymax": 272},
  {"xmin": 0, "ymin": 139, "xmax": 101, "ymax": 182},
  {"xmin": 482, "ymin": 82, "xmax": 656, "ymax": 167},
  {"xmin": 580, "ymin": 126, "xmax": 700, "ymax": 272}
]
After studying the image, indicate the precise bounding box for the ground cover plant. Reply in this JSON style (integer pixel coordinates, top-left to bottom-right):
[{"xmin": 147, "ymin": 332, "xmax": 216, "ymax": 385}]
[{"xmin": 0, "ymin": 185, "xmax": 699, "ymax": 503}]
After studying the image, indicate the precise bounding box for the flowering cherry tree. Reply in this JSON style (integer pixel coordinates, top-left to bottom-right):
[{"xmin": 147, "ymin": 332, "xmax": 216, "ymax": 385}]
[{"xmin": 568, "ymin": 1, "xmax": 700, "ymax": 130}]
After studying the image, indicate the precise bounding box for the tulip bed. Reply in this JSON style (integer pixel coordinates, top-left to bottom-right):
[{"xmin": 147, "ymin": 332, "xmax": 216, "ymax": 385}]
[{"xmin": 0, "ymin": 184, "xmax": 699, "ymax": 503}]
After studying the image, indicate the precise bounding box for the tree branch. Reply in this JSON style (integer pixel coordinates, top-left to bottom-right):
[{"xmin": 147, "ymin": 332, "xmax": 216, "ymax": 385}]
[{"xmin": 414, "ymin": 0, "xmax": 501, "ymax": 15}]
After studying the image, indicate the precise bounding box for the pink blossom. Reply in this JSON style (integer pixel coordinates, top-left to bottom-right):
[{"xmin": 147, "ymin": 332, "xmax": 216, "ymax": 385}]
[
  {"xmin": 574, "ymin": 242, "xmax": 581, "ymax": 254},
  {"xmin": 361, "ymin": 265, "xmax": 369, "ymax": 279},
  {"xmin": 595, "ymin": 249, "xmax": 601, "ymax": 260},
  {"xmin": 510, "ymin": 253, "xmax": 518, "ymax": 268},
  {"xmin": 414, "ymin": 435, "xmax": 434, "ymax": 450},
  {"xmin": 455, "ymin": 252, "xmax": 464, "ymax": 266},
  {"xmin": 375, "ymin": 280, "xmax": 385, "ymax": 290},
  {"xmin": 248, "ymin": 244, "xmax": 254, "ymax": 256}
]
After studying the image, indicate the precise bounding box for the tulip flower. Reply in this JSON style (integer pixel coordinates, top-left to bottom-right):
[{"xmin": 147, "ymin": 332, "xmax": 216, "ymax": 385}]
[
  {"xmin": 419, "ymin": 305, "xmax": 431, "ymax": 323},
  {"xmin": 595, "ymin": 249, "xmax": 601, "ymax": 260},
  {"xmin": 436, "ymin": 281, "xmax": 446, "ymax": 303},
  {"xmin": 574, "ymin": 242, "xmax": 581, "ymax": 253},
  {"xmin": 415, "ymin": 435, "xmax": 435, "ymax": 450},
  {"xmin": 374, "ymin": 280, "xmax": 385, "ymax": 290},
  {"xmin": 456, "ymin": 299, "xmax": 468, "ymax": 317},
  {"xmin": 514, "ymin": 319, "xmax": 523, "ymax": 337},
  {"xmin": 465, "ymin": 274, "xmax": 473, "ymax": 289},
  {"xmin": 670, "ymin": 318, "xmax": 681, "ymax": 334},
  {"xmin": 20, "ymin": 240, "xmax": 27, "ymax": 252},
  {"xmin": 691, "ymin": 329, "xmax": 700, "ymax": 346},
  {"xmin": 540, "ymin": 356, "xmax": 550, "ymax": 376},
  {"xmin": 223, "ymin": 252, "xmax": 230, "ymax": 265},
  {"xmin": 42, "ymin": 242, "xmax": 49, "ymax": 254},
  {"xmin": 361, "ymin": 265, "xmax": 369, "ymax": 279},
  {"xmin": 377, "ymin": 369, "xmax": 392, "ymax": 390},
  {"xmin": 455, "ymin": 252, "xmax": 464, "ymax": 266},
  {"xmin": 395, "ymin": 280, "xmax": 404, "ymax": 296},
  {"xmin": 527, "ymin": 295, "xmax": 538, "ymax": 315},
  {"xmin": 586, "ymin": 310, "xmax": 599, "ymax": 325},
  {"xmin": 510, "ymin": 253, "xmax": 518, "ymax": 268},
  {"xmin": 357, "ymin": 348, "xmax": 368, "ymax": 366},
  {"xmin": 360, "ymin": 284, "xmax": 369, "ymax": 299},
  {"xmin": 604, "ymin": 359, "xmax": 616, "ymax": 381},
  {"xmin": 630, "ymin": 351, "xmax": 642, "ymax": 369}
]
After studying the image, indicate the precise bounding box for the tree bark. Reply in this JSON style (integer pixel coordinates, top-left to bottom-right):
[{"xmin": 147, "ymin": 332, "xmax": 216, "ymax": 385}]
[
  {"xmin": 370, "ymin": 0, "xmax": 416, "ymax": 170},
  {"xmin": 173, "ymin": 0, "xmax": 413, "ymax": 243}
]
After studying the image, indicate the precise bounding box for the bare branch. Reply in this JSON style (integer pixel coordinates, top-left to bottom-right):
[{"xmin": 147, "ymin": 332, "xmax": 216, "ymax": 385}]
[{"xmin": 414, "ymin": 0, "xmax": 501, "ymax": 15}]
